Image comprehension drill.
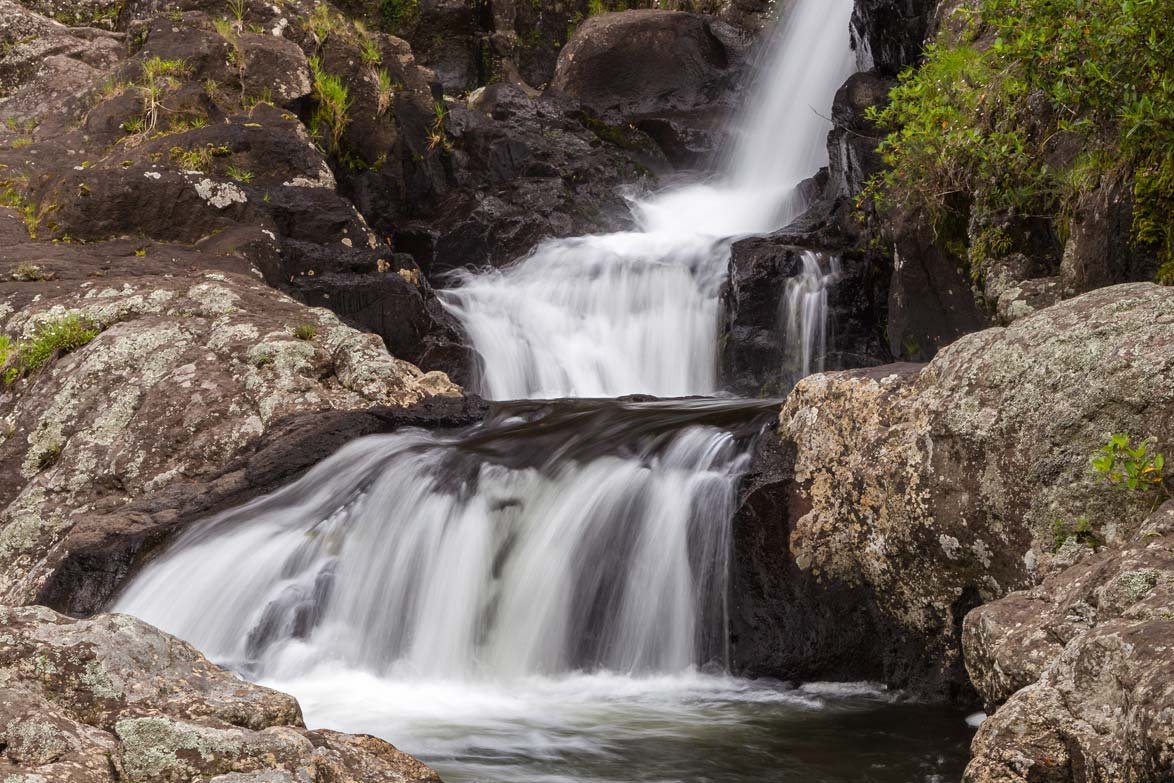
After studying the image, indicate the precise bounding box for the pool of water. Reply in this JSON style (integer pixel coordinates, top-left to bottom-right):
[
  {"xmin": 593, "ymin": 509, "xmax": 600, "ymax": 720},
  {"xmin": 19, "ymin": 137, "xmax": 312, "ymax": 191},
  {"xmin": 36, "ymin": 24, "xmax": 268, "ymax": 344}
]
[{"xmin": 262, "ymin": 667, "xmax": 975, "ymax": 783}]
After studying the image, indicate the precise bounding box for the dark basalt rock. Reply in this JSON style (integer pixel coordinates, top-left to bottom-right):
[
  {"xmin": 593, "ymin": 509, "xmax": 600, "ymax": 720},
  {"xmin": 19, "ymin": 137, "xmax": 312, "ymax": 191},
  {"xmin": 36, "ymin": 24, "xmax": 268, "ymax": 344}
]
[
  {"xmin": 850, "ymin": 0, "xmax": 939, "ymax": 75},
  {"xmin": 826, "ymin": 70, "xmax": 892, "ymax": 200}
]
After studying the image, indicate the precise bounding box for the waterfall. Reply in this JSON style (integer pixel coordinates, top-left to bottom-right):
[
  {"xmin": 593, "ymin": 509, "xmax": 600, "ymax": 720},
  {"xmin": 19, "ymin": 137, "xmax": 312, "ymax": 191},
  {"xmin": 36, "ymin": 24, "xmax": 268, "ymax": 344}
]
[
  {"xmin": 442, "ymin": 0, "xmax": 856, "ymax": 400},
  {"xmin": 112, "ymin": 4, "xmax": 873, "ymax": 781},
  {"xmin": 115, "ymin": 400, "xmax": 769, "ymax": 679},
  {"xmin": 781, "ymin": 251, "xmax": 841, "ymax": 383}
]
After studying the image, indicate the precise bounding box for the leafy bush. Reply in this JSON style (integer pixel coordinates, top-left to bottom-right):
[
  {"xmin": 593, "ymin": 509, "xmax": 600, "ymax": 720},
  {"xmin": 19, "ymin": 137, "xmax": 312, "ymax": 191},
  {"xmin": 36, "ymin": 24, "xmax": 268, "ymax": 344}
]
[{"xmin": 868, "ymin": 0, "xmax": 1174, "ymax": 279}]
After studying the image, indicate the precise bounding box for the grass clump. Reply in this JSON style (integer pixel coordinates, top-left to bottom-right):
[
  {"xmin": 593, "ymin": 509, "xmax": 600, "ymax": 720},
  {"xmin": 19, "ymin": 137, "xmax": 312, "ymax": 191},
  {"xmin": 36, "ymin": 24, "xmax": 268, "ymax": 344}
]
[
  {"xmin": 292, "ymin": 323, "xmax": 317, "ymax": 340},
  {"xmin": 1, "ymin": 315, "xmax": 100, "ymax": 384},
  {"xmin": 169, "ymin": 143, "xmax": 231, "ymax": 173},
  {"xmin": 309, "ymin": 57, "xmax": 351, "ymax": 155},
  {"xmin": 375, "ymin": 69, "xmax": 395, "ymax": 115},
  {"xmin": 11, "ymin": 263, "xmax": 53, "ymax": 281},
  {"xmin": 867, "ymin": 0, "xmax": 1174, "ymax": 282},
  {"xmin": 226, "ymin": 165, "xmax": 254, "ymax": 183}
]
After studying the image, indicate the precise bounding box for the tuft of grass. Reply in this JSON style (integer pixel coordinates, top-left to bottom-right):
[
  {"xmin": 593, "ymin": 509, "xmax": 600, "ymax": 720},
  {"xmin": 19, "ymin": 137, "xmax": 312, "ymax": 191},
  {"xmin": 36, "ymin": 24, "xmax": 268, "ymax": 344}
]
[
  {"xmin": 169, "ymin": 143, "xmax": 231, "ymax": 173},
  {"xmin": 292, "ymin": 323, "xmax": 317, "ymax": 340},
  {"xmin": 359, "ymin": 33, "xmax": 382, "ymax": 67},
  {"xmin": 375, "ymin": 68, "xmax": 395, "ymax": 115},
  {"xmin": 11, "ymin": 263, "xmax": 53, "ymax": 281},
  {"xmin": 427, "ymin": 101, "xmax": 451, "ymax": 152},
  {"xmin": 1, "ymin": 315, "xmax": 100, "ymax": 383},
  {"xmin": 226, "ymin": 165, "xmax": 254, "ymax": 183},
  {"xmin": 309, "ymin": 57, "xmax": 351, "ymax": 155}
]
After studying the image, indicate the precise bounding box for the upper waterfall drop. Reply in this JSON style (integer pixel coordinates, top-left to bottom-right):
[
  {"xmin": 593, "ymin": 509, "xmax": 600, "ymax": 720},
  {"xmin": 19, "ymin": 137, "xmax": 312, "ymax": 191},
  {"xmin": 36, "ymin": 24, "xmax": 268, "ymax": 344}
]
[{"xmin": 441, "ymin": 0, "xmax": 856, "ymax": 401}]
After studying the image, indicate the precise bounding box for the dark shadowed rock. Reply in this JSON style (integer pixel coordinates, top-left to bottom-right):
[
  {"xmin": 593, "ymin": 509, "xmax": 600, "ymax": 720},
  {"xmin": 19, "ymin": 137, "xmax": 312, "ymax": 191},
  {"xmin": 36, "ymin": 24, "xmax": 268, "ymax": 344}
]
[{"xmin": 850, "ymin": 0, "xmax": 938, "ymax": 75}]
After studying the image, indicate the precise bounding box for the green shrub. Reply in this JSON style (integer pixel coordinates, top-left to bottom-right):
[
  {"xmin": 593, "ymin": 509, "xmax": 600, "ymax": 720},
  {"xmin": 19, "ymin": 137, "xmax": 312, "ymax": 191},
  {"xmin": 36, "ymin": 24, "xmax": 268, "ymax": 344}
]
[{"xmin": 868, "ymin": 0, "xmax": 1174, "ymax": 280}]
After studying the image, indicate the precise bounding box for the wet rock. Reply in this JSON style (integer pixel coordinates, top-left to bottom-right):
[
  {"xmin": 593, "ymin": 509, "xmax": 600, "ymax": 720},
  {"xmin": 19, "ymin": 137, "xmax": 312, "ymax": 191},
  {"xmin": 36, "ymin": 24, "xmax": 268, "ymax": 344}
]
[
  {"xmin": 850, "ymin": 0, "xmax": 938, "ymax": 75},
  {"xmin": 963, "ymin": 501, "xmax": 1174, "ymax": 782},
  {"xmin": 826, "ymin": 70, "xmax": 892, "ymax": 200},
  {"xmin": 887, "ymin": 208, "xmax": 989, "ymax": 361},
  {"xmin": 0, "ymin": 605, "xmax": 442, "ymax": 782},
  {"xmin": 731, "ymin": 284, "xmax": 1174, "ymax": 698},
  {"xmin": 552, "ymin": 10, "xmax": 730, "ymax": 113}
]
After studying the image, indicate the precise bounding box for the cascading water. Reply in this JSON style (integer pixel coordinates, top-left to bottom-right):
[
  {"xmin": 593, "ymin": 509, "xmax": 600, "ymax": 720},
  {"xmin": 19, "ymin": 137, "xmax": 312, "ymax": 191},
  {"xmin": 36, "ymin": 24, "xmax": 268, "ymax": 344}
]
[
  {"xmin": 441, "ymin": 0, "xmax": 857, "ymax": 400},
  {"xmin": 780, "ymin": 251, "xmax": 842, "ymax": 383},
  {"xmin": 113, "ymin": 1, "xmax": 974, "ymax": 780}
]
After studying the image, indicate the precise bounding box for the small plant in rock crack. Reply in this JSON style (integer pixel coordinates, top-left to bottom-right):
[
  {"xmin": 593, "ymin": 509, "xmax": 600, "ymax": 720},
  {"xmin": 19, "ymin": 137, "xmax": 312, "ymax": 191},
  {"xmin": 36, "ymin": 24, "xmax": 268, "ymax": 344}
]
[
  {"xmin": 293, "ymin": 323, "xmax": 317, "ymax": 341},
  {"xmin": 427, "ymin": 101, "xmax": 451, "ymax": 152},
  {"xmin": 1092, "ymin": 433, "xmax": 1169, "ymax": 499},
  {"xmin": 1052, "ymin": 516, "xmax": 1102, "ymax": 553}
]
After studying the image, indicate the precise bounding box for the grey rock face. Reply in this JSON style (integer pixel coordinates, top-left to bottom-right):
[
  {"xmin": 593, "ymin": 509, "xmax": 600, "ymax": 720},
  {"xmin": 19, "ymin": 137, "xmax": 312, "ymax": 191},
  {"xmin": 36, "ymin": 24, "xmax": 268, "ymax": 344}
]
[
  {"xmin": 964, "ymin": 501, "xmax": 1174, "ymax": 783},
  {"xmin": 0, "ymin": 605, "xmax": 443, "ymax": 783}
]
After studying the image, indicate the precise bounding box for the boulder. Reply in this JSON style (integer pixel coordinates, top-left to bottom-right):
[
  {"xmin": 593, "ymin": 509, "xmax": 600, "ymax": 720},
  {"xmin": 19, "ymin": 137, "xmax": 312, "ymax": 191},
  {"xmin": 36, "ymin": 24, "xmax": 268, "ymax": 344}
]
[
  {"xmin": 729, "ymin": 283, "xmax": 1174, "ymax": 698},
  {"xmin": 553, "ymin": 10, "xmax": 731, "ymax": 112},
  {"xmin": 0, "ymin": 263, "xmax": 460, "ymax": 608},
  {"xmin": 0, "ymin": 605, "xmax": 442, "ymax": 782},
  {"xmin": 964, "ymin": 501, "xmax": 1174, "ymax": 782}
]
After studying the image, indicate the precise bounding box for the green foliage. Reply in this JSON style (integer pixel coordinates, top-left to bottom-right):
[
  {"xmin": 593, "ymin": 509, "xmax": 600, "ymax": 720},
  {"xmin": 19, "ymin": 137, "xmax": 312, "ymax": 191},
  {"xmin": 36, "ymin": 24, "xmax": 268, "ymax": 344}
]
[
  {"xmin": 1, "ymin": 315, "xmax": 100, "ymax": 384},
  {"xmin": 868, "ymin": 0, "xmax": 1174, "ymax": 280},
  {"xmin": 1092, "ymin": 433, "xmax": 1168, "ymax": 495},
  {"xmin": 427, "ymin": 101, "xmax": 450, "ymax": 152},
  {"xmin": 375, "ymin": 68, "xmax": 395, "ymax": 115},
  {"xmin": 309, "ymin": 57, "xmax": 351, "ymax": 156},
  {"xmin": 293, "ymin": 323, "xmax": 317, "ymax": 341},
  {"xmin": 226, "ymin": 165, "xmax": 254, "ymax": 183},
  {"xmin": 358, "ymin": 29, "xmax": 382, "ymax": 67}
]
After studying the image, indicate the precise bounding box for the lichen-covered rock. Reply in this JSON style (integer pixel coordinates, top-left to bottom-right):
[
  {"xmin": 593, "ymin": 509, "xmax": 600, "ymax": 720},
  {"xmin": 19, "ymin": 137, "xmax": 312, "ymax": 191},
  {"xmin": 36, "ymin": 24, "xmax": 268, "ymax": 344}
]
[
  {"xmin": 963, "ymin": 500, "xmax": 1174, "ymax": 782},
  {"xmin": 0, "ymin": 605, "xmax": 443, "ymax": 783},
  {"xmin": 0, "ymin": 267, "xmax": 459, "ymax": 607},
  {"xmin": 730, "ymin": 283, "xmax": 1174, "ymax": 697}
]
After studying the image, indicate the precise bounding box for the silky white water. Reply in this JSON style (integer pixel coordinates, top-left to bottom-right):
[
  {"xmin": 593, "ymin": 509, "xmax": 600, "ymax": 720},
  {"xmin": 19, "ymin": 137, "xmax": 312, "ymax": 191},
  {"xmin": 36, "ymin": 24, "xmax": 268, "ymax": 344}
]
[
  {"xmin": 441, "ymin": 0, "xmax": 856, "ymax": 400},
  {"xmin": 108, "ymin": 2, "xmax": 974, "ymax": 780},
  {"xmin": 781, "ymin": 251, "xmax": 842, "ymax": 383}
]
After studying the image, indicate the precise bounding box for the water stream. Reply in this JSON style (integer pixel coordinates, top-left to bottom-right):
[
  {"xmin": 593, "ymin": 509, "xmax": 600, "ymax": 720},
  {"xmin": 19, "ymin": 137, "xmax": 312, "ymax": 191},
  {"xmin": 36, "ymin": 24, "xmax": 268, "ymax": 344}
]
[{"xmin": 114, "ymin": 0, "xmax": 974, "ymax": 780}]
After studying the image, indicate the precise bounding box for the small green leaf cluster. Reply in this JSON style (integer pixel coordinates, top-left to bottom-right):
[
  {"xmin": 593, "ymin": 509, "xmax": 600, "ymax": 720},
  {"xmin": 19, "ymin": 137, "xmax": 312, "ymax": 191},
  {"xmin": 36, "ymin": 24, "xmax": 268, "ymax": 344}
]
[
  {"xmin": 1092, "ymin": 433, "xmax": 1168, "ymax": 495},
  {"xmin": 309, "ymin": 57, "xmax": 352, "ymax": 156}
]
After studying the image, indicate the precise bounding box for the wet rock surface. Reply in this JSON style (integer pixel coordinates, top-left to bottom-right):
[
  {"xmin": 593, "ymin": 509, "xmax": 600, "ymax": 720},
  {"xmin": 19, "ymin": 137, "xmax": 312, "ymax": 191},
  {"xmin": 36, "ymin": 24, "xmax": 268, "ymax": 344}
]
[
  {"xmin": 731, "ymin": 284, "xmax": 1174, "ymax": 699},
  {"xmin": 0, "ymin": 605, "xmax": 443, "ymax": 782}
]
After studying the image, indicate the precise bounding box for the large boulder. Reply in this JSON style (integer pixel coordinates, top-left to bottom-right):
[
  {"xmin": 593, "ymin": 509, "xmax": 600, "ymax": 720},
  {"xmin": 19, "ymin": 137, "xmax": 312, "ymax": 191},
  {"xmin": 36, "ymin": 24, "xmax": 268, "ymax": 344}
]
[
  {"xmin": 0, "ymin": 259, "xmax": 461, "ymax": 609},
  {"xmin": 552, "ymin": 10, "xmax": 731, "ymax": 112},
  {"xmin": 963, "ymin": 501, "xmax": 1174, "ymax": 782},
  {"xmin": 0, "ymin": 605, "xmax": 442, "ymax": 782},
  {"xmin": 729, "ymin": 283, "xmax": 1174, "ymax": 698}
]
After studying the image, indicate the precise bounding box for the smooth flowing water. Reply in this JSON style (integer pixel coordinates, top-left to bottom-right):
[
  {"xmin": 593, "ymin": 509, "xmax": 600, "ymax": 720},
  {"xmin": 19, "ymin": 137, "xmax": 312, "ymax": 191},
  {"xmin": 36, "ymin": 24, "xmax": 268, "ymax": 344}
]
[{"xmin": 115, "ymin": 0, "xmax": 974, "ymax": 780}]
